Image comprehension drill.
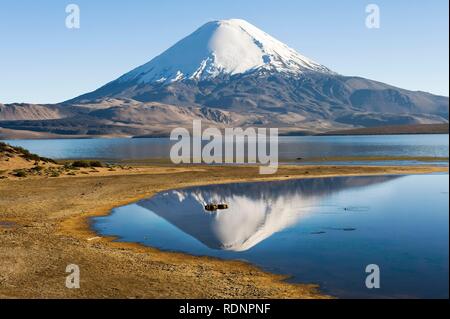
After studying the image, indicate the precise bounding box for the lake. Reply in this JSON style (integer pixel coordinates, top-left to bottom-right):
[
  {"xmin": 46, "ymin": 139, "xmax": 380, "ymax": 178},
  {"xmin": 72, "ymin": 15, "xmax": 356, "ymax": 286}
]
[
  {"xmin": 92, "ymin": 174, "xmax": 449, "ymax": 298},
  {"xmin": 2, "ymin": 134, "xmax": 449, "ymax": 165}
]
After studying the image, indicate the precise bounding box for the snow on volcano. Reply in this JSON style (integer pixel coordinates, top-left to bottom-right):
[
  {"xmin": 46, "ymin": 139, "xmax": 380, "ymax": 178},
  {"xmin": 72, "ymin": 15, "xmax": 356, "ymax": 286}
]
[{"xmin": 118, "ymin": 19, "xmax": 333, "ymax": 84}]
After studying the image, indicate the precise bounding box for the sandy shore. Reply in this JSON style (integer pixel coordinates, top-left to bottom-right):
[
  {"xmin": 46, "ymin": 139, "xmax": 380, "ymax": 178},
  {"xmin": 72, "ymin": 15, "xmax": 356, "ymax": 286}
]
[{"xmin": 0, "ymin": 164, "xmax": 447, "ymax": 299}]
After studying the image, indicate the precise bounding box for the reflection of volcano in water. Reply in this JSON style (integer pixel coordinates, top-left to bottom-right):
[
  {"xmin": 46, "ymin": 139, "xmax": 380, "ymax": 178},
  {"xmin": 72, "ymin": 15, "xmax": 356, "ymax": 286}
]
[{"xmin": 138, "ymin": 176, "xmax": 398, "ymax": 251}]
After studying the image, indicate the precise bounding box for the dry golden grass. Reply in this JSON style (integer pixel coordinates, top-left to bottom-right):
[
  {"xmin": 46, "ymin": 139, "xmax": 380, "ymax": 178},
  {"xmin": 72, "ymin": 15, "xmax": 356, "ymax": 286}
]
[{"xmin": 0, "ymin": 152, "xmax": 447, "ymax": 299}]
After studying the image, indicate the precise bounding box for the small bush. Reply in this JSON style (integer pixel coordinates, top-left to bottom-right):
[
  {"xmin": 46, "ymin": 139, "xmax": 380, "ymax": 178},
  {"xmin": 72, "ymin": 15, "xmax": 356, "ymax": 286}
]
[
  {"xmin": 0, "ymin": 142, "xmax": 9, "ymax": 152},
  {"xmin": 13, "ymin": 170, "xmax": 27, "ymax": 178},
  {"xmin": 71, "ymin": 160, "xmax": 103, "ymax": 168},
  {"xmin": 72, "ymin": 160, "xmax": 91, "ymax": 168},
  {"xmin": 89, "ymin": 160, "xmax": 103, "ymax": 168}
]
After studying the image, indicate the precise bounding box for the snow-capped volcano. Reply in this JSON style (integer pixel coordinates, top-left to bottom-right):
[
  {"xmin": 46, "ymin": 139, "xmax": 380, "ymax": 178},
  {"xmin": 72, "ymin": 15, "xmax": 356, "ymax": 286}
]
[
  {"xmin": 0, "ymin": 19, "xmax": 447, "ymax": 138},
  {"xmin": 58, "ymin": 18, "xmax": 447, "ymax": 136},
  {"xmin": 118, "ymin": 19, "xmax": 332, "ymax": 84}
]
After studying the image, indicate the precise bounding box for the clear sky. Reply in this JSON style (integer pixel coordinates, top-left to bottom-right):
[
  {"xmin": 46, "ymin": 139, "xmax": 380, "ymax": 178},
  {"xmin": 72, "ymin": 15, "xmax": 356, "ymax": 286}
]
[{"xmin": 0, "ymin": 0, "xmax": 448, "ymax": 104}]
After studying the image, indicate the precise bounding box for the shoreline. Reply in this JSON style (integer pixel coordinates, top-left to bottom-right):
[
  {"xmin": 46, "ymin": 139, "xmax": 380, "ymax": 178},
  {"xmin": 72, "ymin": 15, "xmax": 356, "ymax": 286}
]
[
  {"xmin": 0, "ymin": 164, "xmax": 448, "ymax": 298},
  {"xmin": 2, "ymin": 129, "xmax": 449, "ymax": 140}
]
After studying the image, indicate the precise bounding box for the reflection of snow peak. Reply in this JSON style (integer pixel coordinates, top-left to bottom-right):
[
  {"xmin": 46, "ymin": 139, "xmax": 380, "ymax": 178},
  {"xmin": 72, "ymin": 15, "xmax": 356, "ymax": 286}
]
[
  {"xmin": 140, "ymin": 188, "xmax": 316, "ymax": 251},
  {"xmin": 213, "ymin": 193, "xmax": 314, "ymax": 251},
  {"xmin": 138, "ymin": 176, "xmax": 397, "ymax": 252}
]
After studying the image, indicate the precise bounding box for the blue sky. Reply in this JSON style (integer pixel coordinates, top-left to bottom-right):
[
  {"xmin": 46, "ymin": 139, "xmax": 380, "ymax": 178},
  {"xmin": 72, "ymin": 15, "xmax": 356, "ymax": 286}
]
[{"xmin": 0, "ymin": 0, "xmax": 448, "ymax": 104}]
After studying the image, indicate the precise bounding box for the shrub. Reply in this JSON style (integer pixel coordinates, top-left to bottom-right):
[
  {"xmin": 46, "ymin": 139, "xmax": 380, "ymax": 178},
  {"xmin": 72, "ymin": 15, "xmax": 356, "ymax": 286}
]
[
  {"xmin": 71, "ymin": 160, "xmax": 103, "ymax": 168},
  {"xmin": 13, "ymin": 170, "xmax": 27, "ymax": 177},
  {"xmin": 89, "ymin": 160, "xmax": 103, "ymax": 168},
  {"xmin": 0, "ymin": 142, "xmax": 9, "ymax": 152},
  {"xmin": 71, "ymin": 160, "xmax": 91, "ymax": 168}
]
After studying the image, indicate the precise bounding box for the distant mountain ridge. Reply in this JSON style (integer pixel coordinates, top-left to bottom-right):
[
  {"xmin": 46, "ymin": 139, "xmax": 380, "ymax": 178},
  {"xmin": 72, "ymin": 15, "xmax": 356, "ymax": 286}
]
[{"xmin": 0, "ymin": 19, "xmax": 448, "ymax": 138}]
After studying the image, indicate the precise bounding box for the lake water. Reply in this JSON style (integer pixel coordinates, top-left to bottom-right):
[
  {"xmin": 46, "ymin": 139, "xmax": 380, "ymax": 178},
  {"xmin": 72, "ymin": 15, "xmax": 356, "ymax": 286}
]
[
  {"xmin": 2, "ymin": 134, "xmax": 449, "ymax": 164},
  {"xmin": 92, "ymin": 174, "xmax": 449, "ymax": 298}
]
